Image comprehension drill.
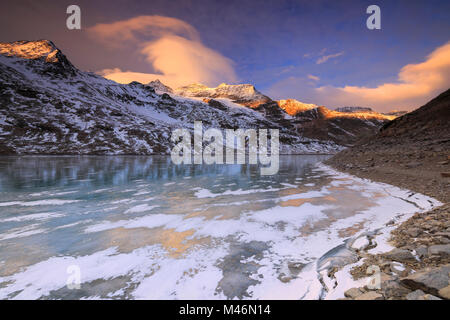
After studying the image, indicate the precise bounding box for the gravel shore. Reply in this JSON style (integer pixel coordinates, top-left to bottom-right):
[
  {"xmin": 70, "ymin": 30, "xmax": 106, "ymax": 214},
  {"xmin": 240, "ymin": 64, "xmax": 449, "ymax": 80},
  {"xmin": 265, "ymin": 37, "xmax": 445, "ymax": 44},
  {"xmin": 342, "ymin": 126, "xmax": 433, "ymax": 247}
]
[
  {"xmin": 324, "ymin": 145, "xmax": 449, "ymax": 300},
  {"xmin": 322, "ymin": 89, "xmax": 449, "ymax": 300}
]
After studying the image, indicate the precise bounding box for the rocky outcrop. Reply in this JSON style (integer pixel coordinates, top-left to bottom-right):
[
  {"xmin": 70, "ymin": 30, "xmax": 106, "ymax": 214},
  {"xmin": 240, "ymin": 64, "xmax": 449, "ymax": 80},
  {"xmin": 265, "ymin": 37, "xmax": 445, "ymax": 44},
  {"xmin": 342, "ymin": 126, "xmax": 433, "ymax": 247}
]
[
  {"xmin": 176, "ymin": 84, "xmax": 396, "ymax": 147},
  {"xmin": 0, "ymin": 40, "xmax": 77, "ymax": 78},
  {"xmin": 175, "ymin": 83, "xmax": 272, "ymax": 108},
  {"xmin": 276, "ymin": 99, "xmax": 317, "ymax": 116},
  {"xmin": 326, "ymin": 89, "xmax": 450, "ymax": 202},
  {"xmin": 333, "ymin": 203, "xmax": 450, "ymax": 300},
  {"xmin": 335, "ymin": 106, "xmax": 373, "ymax": 113},
  {"xmin": 146, "ymin": 79, "xmax": 173, "ymax": 93},
  {"xmin": 400, "ymin": 265, "xmax": 450, "ymax": 297},
  {"xmin": 286, "ymin": 106, "xmax": 395, "ymax": 146}
]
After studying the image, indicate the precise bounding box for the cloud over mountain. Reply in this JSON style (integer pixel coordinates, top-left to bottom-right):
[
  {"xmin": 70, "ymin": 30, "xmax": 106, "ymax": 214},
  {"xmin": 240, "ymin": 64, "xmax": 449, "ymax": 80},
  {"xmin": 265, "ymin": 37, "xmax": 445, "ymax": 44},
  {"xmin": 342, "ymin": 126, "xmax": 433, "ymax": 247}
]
[{"xmin": 89, "ymin": 15, "xmax": 237, "ymax": 88}]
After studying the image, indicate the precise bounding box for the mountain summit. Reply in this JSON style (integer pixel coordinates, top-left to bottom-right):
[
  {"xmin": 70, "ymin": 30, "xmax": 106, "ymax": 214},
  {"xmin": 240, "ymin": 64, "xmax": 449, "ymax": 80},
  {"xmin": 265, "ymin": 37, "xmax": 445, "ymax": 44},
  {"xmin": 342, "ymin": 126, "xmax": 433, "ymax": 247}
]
[
  {"xmin": 0, "ymin": 40, "xmax": 76, "ymax": 77},
  {"xmin": 0, "ymin": 40, "xmax": 59, "ymax": 61},
  {"xmin": 276, "ymin": 99, "xmax": 318, "ymax": 116},
  {"xmin": 147, "ymin": 79, "xmax": 173, "ymax": 94},
  {"xmin": 175, "ymin": 83, "xmax": 272, "ymax": 108}
]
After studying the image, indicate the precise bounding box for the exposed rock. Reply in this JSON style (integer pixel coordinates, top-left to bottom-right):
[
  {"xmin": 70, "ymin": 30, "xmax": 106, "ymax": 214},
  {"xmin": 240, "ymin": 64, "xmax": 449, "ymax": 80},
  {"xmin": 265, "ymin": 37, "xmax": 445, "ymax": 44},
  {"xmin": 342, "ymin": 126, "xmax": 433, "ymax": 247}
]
[
  {"xmin": 382, "ymin": 280, "xmax": 411, "ymax": 298},
  {"xmin": 203, "ymin": 98, "xmax": 228, "ymax": 111},
  {"xmin": 277, "ymin": 99, "xmax": 317, "ymax": 116},
  {"xmin": 279, "ymin": 275, "xmax": 292, "ymax": 283},
  {"xmin": 344, "ymin": 287, "xmax": 363, "ymax": 299},
  {"xmin": 422, "ymin": 294, "xmax": 443, "ymax": 300},
  {"xmin": 428, "ymin": 244, "xmax": 450, "ymax": 257},
  {"xmin": 406, "ymin": 289, "xmax": 442, "ymax": 300},
  {"xmin": 146, "ymin": 79, "xmax": 173, "ymax": 93},
  {"xmin": 380, "ymin": 272, "xmax": 396, "ymax": 283},
  {"xmin": 405, "ymin": 162, "xmax": 422, "ymax": 169},
  {"xmin": 335, "ymin": 106, "xmax": 374, "ymax": 113},
  {"xmin": 383, "ymin": 248, "xmax": 416, "ymax": 263},
  {"xmin": 176, "ymin": 82, "xmax": 396, "ymax": 147},
  {"xmin": 406, "ymin": 227, "xmax": 422, "ymax": 238},
  {"xmin": 287, "ymin": 262, "xmax": 305, "ymax": 276},
  {"xmin": 175, "ymin": 82, "xmax": 272, "ymax": 108},
  {"xmin": 400, "ymin": 264, "xmax": 450, "ymax": 296},
  {"xmin": 406, "ymin": 289, "xmax": 426, "ymax": 300},
  {"xmin": 415, "ymin": 246, "xmax": 429, "ymax": 259},
  {"xmin": 354, "ymin": 291, "xmax": 384, "ymax": 300},
  {"xmin": 438, "ymin": 285, "xmax": 450, "ymax": 299}
]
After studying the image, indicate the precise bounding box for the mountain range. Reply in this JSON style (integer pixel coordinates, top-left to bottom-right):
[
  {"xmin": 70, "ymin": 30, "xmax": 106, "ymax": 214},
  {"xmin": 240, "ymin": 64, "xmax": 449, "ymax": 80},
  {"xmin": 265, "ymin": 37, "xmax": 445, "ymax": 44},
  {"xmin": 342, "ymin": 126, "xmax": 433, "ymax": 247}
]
[{"xmin": 0, "ymin": 40, "xmax": 401, "ymax": 155}]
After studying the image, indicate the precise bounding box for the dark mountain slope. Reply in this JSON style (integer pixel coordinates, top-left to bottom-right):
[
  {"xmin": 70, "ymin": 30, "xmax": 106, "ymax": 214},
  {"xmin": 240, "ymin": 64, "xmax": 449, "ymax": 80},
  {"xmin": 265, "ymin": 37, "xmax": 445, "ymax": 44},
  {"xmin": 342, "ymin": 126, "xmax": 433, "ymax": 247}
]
[{"xmin": 327, "ymin": 88, "xmax": 450, "ymax": 202}]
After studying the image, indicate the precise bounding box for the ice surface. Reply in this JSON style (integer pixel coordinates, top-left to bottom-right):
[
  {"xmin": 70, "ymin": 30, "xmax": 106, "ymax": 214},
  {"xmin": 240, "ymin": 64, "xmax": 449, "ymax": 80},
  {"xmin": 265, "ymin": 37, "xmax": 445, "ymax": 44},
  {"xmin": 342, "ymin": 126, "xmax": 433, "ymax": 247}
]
[{"xmin": 0, "ymin": 156, "xmax": 441, "ymax": 299}]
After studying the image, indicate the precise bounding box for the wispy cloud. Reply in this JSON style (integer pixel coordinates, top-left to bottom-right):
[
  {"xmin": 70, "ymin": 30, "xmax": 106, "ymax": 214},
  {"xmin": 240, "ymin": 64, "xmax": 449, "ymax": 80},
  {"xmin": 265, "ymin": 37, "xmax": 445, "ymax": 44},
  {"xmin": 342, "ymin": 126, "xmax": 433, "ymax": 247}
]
[
  {"xmin": 268, "ymin": 42, "xmax": 450, "ymax": 112},
  {"xmin": 307, "ymin": 74, "xmax": 320, "ymax": 81},
  {"xmin": 88, "ymin": 15, "xmax": 237, "ymax": 88},
  {"xmin": 316, "ymin": 42, "xmax": 450, "ymax": 110},
  {"xmin": 316, "ymin": 51, "xmax": 344, "ymax": 64}
]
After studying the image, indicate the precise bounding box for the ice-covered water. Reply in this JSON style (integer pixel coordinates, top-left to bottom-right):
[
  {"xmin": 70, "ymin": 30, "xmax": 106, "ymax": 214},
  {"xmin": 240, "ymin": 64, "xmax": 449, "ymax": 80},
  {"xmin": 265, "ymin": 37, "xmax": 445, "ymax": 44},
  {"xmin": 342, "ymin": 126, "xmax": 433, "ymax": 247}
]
[{"xmin": 0, "ymin": 156, "xmax": 439, "ymax": 299}]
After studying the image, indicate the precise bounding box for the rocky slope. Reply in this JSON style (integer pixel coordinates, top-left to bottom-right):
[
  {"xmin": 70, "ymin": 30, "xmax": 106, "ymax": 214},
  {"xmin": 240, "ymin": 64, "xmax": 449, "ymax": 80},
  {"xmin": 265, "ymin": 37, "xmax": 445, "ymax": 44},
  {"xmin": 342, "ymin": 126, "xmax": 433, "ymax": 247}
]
[
  {"xmin": 285, "ymin": 105, "xmax": 396, "ymax": 146},
  {"xmin": 327, "ymin": 88, "xmax": 450, "ymax": 202},
  {"xmin": 0, "ymin": 40, "xmax": 343, "ymax": 155},
  {"xmin": 147, "ymin": 79, "xmax": 173, "ymax": 94},
  {"xmin": 276, "ymin": 99, "xmax": 317, "ymax": 116},
  {"xmin": 335, "ymin": 106, "xmax": 407, "ymax": 117},
  {"xmin": 175, "ymin": 88, "xmax": 396, "ymax": 147},
  {"xmin": 175, "ymin": 82, "xmax": 272, "ymax": 108},
  {"xmin": 335, "ymin": 106, "xmax": 374, "ymax": 113},
  {"xmin": 326, "ymin": 89, "xmax": 450, "ymax": 300}
]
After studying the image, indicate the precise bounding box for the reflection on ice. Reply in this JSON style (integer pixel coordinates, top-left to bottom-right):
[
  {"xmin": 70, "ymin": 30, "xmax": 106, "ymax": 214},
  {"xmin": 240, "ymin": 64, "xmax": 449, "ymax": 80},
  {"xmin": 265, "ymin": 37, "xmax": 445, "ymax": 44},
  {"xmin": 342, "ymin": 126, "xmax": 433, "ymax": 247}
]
[{"xmin": 0, "ymin": 156, "xmax": 440, "ymax": 299}]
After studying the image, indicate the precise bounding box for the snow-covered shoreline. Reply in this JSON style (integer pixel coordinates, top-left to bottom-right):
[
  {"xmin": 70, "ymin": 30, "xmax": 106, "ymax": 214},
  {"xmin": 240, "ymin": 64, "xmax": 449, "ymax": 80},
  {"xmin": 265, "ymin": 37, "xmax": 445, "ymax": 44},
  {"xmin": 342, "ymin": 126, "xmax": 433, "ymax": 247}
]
[{"xmin": 312, "ymin": 164, "xmax": 444, "ymax": 300}]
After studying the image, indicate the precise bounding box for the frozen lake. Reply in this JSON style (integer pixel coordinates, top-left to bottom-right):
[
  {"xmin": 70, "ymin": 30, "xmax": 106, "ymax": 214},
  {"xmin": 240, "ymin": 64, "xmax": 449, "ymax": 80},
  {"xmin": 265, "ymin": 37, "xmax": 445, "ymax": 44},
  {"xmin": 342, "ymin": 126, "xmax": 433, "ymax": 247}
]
[{"xmin": 0, "ymin": 156, "xmax": 439, "ymax": 299}]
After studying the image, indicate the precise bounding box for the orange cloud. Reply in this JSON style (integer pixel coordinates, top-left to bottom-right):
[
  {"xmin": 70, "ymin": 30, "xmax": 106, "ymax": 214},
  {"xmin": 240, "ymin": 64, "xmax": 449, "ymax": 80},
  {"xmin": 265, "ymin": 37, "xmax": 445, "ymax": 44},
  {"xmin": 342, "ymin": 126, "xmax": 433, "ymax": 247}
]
[
  {"xmin": 88, "ymin": 15, "xmax": 237, "ymax": 88},
  {"xmin": 307, "ymin": 74, "xmax": 320, "ymax": 81},
  {"xmin": 268, "ymin": 42, "xmax": 450, "ymax": 112},
  {"xmin": 89, "ymin": 15, "xmax": 200, "ymax": 44},
  {"xmin": 315, "ymin": 42, "xmax": 450, "ymax": 111}
]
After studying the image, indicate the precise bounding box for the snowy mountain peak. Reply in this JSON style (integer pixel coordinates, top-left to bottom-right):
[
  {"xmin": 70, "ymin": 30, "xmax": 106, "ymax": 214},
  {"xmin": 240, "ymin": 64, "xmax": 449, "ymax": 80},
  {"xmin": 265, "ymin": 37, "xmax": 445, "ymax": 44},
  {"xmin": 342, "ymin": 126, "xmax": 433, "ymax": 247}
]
[
  {"xmin": 175, "ymin": 83, "xmax": 271, "ymax": 108},
  {"xmin": 215, "ymin": 83, "xmax": 257, "ymax": 95},
  {"xmin": 0, "ymin": 40, "xmax": 60, "ymax": 62},
  {"xmin": 0, "ymin": 40, "xmax": 76, "ymax": 77},
  {"xmin": 276, "ymin": 99, "xmax": 318, "ymax": 116},
  {"xmin": 147, "ymin": 79, "xmax": 173, "ymax": 93}
]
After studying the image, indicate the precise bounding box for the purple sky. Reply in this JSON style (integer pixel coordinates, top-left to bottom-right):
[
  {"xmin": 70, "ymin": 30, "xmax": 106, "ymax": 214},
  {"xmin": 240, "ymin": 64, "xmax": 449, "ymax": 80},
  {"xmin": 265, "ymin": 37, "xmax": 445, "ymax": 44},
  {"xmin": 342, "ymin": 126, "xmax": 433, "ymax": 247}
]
[{"xmin": 1, "ymin": 0, "xmax": 449, "ymax": 111}]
